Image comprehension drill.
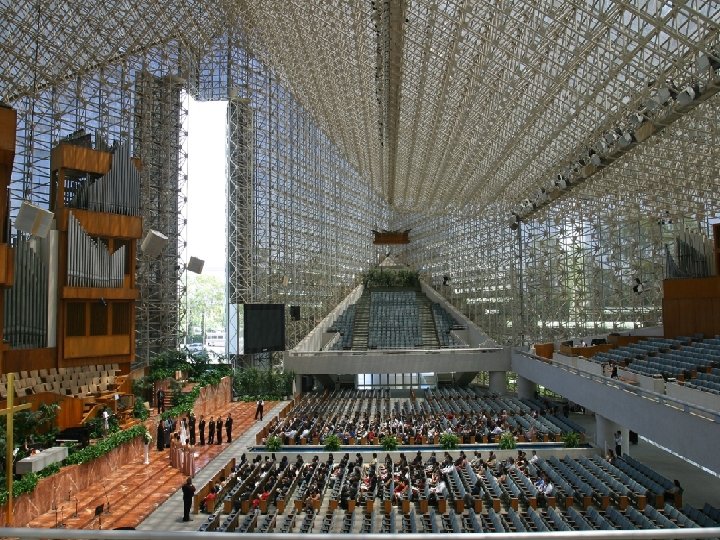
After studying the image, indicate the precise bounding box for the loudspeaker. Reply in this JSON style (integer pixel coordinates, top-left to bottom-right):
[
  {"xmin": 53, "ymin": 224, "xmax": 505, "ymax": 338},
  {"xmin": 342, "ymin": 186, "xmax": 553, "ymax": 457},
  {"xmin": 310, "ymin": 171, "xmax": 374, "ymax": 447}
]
[
  {"xmin": 141, "ymin": 229, "xmax": 168, "ymax": 258},
  {"xmin": 15, "ymin": 201, "xmax": 54, "ymax": 238},
  {"xmin": 187, "ymin": 256, "xmax": 205, "ymax": 274},
  {"xmin": 290, "ymin": 305, "xmax": 300, "ymax": 321}
]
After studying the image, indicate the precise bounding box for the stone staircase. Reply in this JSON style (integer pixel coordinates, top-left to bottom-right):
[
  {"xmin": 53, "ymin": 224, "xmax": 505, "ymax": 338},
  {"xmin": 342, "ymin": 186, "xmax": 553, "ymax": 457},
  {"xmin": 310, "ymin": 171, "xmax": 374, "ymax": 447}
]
[
  {"xmin": 417, "ymin": 292, "xmax": 440, "ymax": 348},
  {"xmin": 351, "ymin": 292, "xmax": 370, "ymax": 350}
]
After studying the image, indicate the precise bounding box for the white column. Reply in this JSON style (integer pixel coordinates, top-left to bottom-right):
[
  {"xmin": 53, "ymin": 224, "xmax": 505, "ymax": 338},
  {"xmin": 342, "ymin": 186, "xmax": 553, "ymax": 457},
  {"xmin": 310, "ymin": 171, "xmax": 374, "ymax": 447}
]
[
  {"xmin": 489, "ymin": 371, "xmax": 507, "ymax": 394},
  {"xmin": 516, "ymin": 376, "xmax": 536, "ymax": 399},
  {"xmin": 595, "ymin": 413, "xmax": 613, "ymax": 452},
  {"xmin": 294, "ymin": 373, "xmax": 303, "ymax": 397},
  {"xmin": 45, "ymin": 230, "xmax": 59, "ymax": 347}
]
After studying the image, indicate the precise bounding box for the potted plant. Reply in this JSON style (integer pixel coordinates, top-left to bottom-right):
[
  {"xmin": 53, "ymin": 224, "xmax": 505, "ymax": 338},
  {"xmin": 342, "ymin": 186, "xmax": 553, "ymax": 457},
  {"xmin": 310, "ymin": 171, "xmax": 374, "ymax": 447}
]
[
  {"xmin": 498, "ymin": 432, "xmax": 517, "ymax": 450},
  {"xmin": 266, "ymin": 435, "xmax": 283, "ymax": 452},
  {"xmin": 323, "ymin": 433, "xmax": 341, "ymax": 451},
  {"xmin": 439, "ymin": 432, "xmax": 460, "ymax": 450},
  {"xmin": 381, "ymin": 435, "xmax": 398, "ymax": 451},
  {"xmin": 562, "ymin": 431, "xmax": 581, "ymax": 448}
]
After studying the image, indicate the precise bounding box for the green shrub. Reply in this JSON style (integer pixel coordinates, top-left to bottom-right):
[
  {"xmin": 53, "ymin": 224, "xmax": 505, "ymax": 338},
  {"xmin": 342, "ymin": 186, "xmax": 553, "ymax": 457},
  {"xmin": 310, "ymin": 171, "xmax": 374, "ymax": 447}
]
[
  {"xmin": 498, "ymin": 432, "xmax": 517, "ymax": 450},
  {"xmin": 323, "ymin": 434, "xmax": 341, "ymax": 451},
  {"xmin": 439, "ymin": 432, "xmax": 460, "ymax": 450},
  {"xmin": 133, "ymin": 397, "xmax": 149, "ymax": 420},
  {"xmin": 266, "ymin": 435, "xmax": 283, "ymax": 452},
  {"xmin": 562, "ymin": 431, "xmax": 581, "ymax": 448},
  {"xmin": 381, "ymin": 435, "xmax": 398, "ymax": 451}
]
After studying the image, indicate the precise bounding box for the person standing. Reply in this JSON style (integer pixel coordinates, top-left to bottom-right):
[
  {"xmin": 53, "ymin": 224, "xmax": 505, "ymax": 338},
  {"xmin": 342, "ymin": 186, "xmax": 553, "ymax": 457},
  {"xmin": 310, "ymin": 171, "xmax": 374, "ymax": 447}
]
[
  {"xmin": 181, "ymin": 477, "xmax": 195, "ymax": 522},
  {"xmin": 225, "ymin": 413, "xmax": 233, "ymax": 443},
  {"xmin": 157, "ymin": 388, "xmax": 165, "ymax": 414},
  {"xmin": 255, "ymin": 399, "xmax": 264, "ymax": 420},
  {"xmin": 614, "ymin": 430, "xmax": 622, "ymax": 457},
  {"xmin": 215, "ymin": 417, "xmax": 223, "ymax": 444},
  {"xmin": 189, "ymin": 413, "xmax": 196, "ymax": 445},
  {"xmin": 199, "ymin": 415, "xmax": 206, "ymax": 445},
  {"xmin": 156, "ymin": 421, "xmax": 165, "ymax": 452},
  {"xmin": 164, "ymin": 417, "xmax": 173, "ymax": 448},
  {"xmin": 208, "ymin": 416, "xmax": 215, "ymax": 445}
]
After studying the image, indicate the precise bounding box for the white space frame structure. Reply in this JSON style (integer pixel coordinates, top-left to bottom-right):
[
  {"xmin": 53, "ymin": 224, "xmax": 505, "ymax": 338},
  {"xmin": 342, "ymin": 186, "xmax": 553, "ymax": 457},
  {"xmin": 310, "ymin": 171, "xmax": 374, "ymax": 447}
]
[{"xmin": 1, "ymin": 1, "xmax": 720, "ymax": 355}]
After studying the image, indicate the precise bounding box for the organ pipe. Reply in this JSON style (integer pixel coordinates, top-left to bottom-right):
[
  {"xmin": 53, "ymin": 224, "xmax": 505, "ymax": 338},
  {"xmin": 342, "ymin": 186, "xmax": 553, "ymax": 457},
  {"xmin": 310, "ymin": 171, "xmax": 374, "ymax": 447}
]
[
  {"xmin": 72, "ymin": 141, "xmax": 141, "ymax": 216},
  {"xmin": 67, "ymin": 212, "xmax": 125, "ymax": 288},
  {"xmin": 4, "ymin": 235, "xmax": 48, "ymax": 348}
]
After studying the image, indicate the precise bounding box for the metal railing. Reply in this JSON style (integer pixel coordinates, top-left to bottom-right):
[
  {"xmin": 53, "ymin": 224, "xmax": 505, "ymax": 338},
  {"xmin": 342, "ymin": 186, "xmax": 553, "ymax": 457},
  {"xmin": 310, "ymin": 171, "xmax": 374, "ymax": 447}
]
[
  {"xmin": 2, "ymin": 528, "xmax": 720, "ymax": 540},
  {"xmin": 514, "ymin": 350, "xmax": 720, "ymax": 424}
]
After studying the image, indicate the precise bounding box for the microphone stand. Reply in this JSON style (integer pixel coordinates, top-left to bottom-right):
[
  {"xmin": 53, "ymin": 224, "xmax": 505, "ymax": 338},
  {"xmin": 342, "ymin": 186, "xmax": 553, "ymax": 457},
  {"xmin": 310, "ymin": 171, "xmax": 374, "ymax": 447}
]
[
  {"xmin": 103, "ymin": 485, "xmax": 111, "ymax": 514},
  {"xmin": 56, "ymin": 505, "xmax": 66, "ymax": 528}
]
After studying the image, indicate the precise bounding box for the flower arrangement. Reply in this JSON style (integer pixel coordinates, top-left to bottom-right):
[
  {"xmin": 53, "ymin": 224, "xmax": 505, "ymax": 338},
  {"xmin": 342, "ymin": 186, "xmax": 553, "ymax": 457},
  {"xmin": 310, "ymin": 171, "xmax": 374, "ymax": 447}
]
[{"xmin": 143, "ymin": 429, "xmax": 153, "ymax": 445}]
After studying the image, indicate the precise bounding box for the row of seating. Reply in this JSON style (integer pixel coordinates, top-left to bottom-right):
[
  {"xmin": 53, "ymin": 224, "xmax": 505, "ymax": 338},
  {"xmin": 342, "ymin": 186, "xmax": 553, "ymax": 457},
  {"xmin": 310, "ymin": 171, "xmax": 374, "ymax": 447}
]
[
  {"xmin": 203, "ymin": 478, "xmax": 716, "ymax": 533},
  {"xmin": 0, "ymin": 364, "xmax": 121, "ymax": 399}
]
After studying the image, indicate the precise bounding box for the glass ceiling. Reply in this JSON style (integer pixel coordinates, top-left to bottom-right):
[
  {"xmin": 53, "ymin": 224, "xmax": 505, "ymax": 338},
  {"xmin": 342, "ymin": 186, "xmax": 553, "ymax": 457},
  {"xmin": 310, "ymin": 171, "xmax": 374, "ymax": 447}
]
[{"xmin": 1, "ymin": 0, "xmax": 719, "ymax": 216}]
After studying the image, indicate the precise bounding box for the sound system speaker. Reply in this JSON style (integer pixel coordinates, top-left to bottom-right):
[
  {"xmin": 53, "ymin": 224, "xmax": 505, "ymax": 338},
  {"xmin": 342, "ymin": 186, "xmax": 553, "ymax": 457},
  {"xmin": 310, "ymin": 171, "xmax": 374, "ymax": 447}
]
[
  {"xmin": 187, "ymin": 256, "xmax": 205, "ymax": 274},
  {"xmin": 290, "ymin": 305, "xmax": 300, "ymax": 320},
  {"xmin": 141, "ymin": 229, "xmax": 168, "ymax": 258},
  {"xmin": 15, "ymin": 201, "xmax": 54, "ymax": 238}
]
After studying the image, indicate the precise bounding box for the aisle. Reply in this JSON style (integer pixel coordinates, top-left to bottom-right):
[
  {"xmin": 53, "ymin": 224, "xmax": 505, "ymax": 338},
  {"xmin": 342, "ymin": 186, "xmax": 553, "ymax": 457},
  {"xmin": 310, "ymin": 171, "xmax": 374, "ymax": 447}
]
[{"xmin": 137, "ymin": 401, "xmax": 285, "ymax": 531}]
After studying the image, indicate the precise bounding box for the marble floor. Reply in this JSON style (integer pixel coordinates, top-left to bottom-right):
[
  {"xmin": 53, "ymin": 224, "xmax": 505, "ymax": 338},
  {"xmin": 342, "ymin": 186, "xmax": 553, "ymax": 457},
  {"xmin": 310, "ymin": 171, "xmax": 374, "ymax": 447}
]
[{"xmin": 27, "ymin": 400, "xmax": 279, "ymax": 530}]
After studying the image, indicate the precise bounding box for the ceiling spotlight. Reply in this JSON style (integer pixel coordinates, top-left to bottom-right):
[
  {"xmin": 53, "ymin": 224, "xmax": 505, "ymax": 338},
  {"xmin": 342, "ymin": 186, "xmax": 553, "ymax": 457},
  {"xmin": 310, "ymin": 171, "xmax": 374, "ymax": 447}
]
[
  {"xmin": 628, "ymin": 112, "xmax": 645, "ymax": 129},
  {"xmin": 618, "ymin": 131, "xmax": 634, "ymax": 148},
  {"xmin": 604, "ymin": 130, "xmax": 619, "ymax": 145},
  {"xmin": 677, "ymin": 83, "xmax": 701, "ymax": 106}
]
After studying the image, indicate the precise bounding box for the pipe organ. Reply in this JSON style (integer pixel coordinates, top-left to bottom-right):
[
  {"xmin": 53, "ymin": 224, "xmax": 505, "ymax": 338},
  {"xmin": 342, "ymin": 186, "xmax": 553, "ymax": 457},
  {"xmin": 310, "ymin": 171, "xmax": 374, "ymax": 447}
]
[
  {"xmin": 3, "ymin": 236, "xmax": 48, "ymax": 349},
  {"xmin": 67, "ymin": 212, "xmax": 126, "ymax": 288},
  {"xmin": 50, "ymin": 136, "xmax": 142, "ymax": 364},
  {"xmin": 0, "ymin": 125, "xmax": 144, "ymax": 373},
  {"xmin": 70, "ymin": 142, "xmax": 141, "ymax": 217}
]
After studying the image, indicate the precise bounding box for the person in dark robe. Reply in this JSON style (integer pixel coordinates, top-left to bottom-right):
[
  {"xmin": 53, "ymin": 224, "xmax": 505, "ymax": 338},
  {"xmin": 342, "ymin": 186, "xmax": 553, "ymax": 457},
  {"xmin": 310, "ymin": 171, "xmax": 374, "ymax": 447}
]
[
  {"xmin": 164, "ymin": 417, "xmax": 173, "ymax": 448},
  {"xmin": 157, "ymin": 388, "xmax": 165, "ymax": 414},
  {"xmin": 215, "ymin": 417, "xmax": 223, "ymax": 444},
  {"xmin": 225, "ymin": 413, "xmax": 233, "ymax": 443},
  {"xmin": 189, "ymin": 412, "xmax": 196, "ymax": 445},
  {"xmin": 255, "ymin": 399, "xmax": 264, "ymax": 420},
  {"xmin": 199, "ymin": 415, "xmax": 206, "ymax": 445},
  {"xmin": 156, "ymin": 420, "xmax": 165, "ymax": 451},
  {"xmin": 208, "ymin": 416, "xmax": 215, "ymax": 445}
]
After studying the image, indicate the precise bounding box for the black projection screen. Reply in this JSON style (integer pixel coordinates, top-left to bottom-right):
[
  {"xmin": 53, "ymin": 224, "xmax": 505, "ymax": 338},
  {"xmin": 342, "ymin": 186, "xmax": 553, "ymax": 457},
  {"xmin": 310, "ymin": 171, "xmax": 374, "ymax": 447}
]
[{"xmin": 243, "ymin": 304, "xmax": 286, "ymax": 354}]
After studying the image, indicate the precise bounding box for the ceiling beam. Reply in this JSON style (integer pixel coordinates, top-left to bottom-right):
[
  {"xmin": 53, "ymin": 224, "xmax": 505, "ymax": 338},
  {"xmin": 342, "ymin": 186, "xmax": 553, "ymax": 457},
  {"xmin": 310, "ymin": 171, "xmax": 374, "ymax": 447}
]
[{"xmin": 375, "ymin": 0, "xmax": 407, "ymax": 206}]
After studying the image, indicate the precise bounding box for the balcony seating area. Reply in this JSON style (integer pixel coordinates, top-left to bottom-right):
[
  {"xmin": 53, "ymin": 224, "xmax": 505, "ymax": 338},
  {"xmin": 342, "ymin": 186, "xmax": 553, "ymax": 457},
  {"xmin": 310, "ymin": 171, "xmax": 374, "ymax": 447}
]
[
  {"xmin": 431, "ymin": 303, "xmax": 467, "ymax": 348},
  {"xmin": 327, "ymin": 289, "xmax": 467, "ymax": 350},
  {"xmin": 591, "ymin": 336, "xmax": 720, "ymax": 394},
  {"xmin": 328, "ymin": 305, "xmax": 356, "ymax": 350},
  {"xmin": 368, "ymin": 291, "xmax": 422, "ymax": 349},
  {"xmin": 0, "ymin": 364, "xmax": 121, "ymax": 400},
  {"xmin": 198, "ymin": 447, "xmax": 719, "ymax": 534}
]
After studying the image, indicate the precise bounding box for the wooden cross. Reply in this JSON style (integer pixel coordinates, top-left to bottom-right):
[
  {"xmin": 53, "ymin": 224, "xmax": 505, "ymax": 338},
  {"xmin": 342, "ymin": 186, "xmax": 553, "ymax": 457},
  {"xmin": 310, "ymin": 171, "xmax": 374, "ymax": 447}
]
[{"xmin": 0, "ymin": 373, "xmax": 32, "ymax": 525}]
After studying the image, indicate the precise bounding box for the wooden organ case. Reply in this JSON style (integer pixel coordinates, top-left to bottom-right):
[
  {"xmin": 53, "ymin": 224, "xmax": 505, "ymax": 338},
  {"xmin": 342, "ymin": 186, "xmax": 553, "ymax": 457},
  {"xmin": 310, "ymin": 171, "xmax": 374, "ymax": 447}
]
[{"xmin": 50, "ymin": 138, "xmax": 142, "ymax": 369}]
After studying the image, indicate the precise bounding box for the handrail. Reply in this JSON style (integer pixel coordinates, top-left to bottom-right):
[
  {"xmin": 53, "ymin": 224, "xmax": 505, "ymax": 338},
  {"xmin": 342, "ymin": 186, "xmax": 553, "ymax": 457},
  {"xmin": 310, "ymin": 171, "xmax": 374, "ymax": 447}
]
[
  {"xmin": 514, "ymin": 351, "xmax": 720, "ymax": 423},
  {"xmin": 2, "ymin": 527, "xmax": 720, "ymax": 539},
  {"xmin": 289, "ymin": 347, "xmax": 503, "ymax": 357}
]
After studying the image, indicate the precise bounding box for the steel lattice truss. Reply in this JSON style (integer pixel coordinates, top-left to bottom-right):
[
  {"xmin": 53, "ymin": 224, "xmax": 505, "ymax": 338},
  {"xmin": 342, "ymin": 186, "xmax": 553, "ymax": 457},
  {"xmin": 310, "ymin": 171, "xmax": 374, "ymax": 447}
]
[{"xmin": 2, "ymin": 1, "xmax": 720, "ymax": 349}]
